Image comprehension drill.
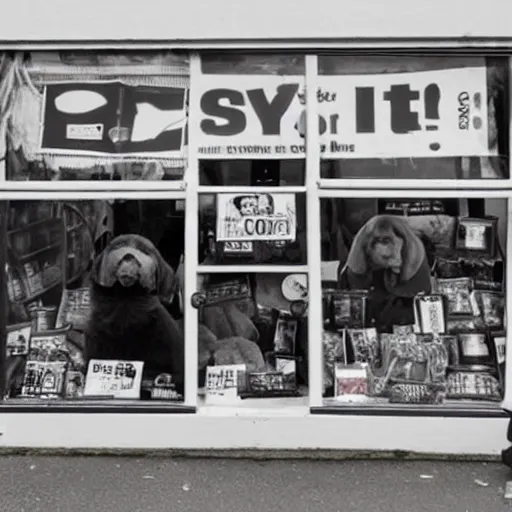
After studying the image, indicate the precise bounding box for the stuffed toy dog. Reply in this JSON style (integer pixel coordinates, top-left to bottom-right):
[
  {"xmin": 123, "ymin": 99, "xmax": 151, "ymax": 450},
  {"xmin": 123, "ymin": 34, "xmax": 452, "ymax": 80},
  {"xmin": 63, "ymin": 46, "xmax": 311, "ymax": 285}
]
[
  {"xmin": 339, "ymin": 215, "xmax": 432, "ymax": 331},
  {"xmin": 84, "ymin": 234, "xmax": 185, "ymax": 394}
]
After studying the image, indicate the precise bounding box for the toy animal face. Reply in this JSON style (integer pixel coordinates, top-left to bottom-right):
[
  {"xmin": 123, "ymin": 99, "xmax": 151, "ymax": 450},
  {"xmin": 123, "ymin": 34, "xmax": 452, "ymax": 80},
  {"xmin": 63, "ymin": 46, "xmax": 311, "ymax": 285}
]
[
  {"xmin": 91, "ymin": 234, "xmax": 176, "ymax": 301},
  {"xmin": 115, "ymin": 254, "xmax": 142, "ymax": 287},
  {"xmin": 366, "ymin": 220, "xmax": 404, "ymax": 274}
]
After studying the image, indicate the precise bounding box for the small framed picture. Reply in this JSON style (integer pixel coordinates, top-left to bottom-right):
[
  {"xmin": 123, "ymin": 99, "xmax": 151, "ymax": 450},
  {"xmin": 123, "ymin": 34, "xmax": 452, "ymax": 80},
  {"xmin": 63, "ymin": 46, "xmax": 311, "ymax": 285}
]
[
  {"xmin": 6, "ymin": 322, "xmax": 32, "ymax": 357},
  {"xmin": 331, "ymin": 290, "xmax": 368, "ymax": 329},
  {"xmin": 273, "ymin": 318, "xmax": 298, "ymax": 355},
  {"xmin": 436, "ymin": 278, "xmax": 474, "ymax": 316},
  {"xmin": 458, "ymin": 333, "xmax": 492, "ymax": 366},
  {"xmin": 455, "ymin": 217, "xmax": 497, "ymax": 257},
  {"xmin": 414, "ymin": 294, "xmax": 446, "ymax": 334}
]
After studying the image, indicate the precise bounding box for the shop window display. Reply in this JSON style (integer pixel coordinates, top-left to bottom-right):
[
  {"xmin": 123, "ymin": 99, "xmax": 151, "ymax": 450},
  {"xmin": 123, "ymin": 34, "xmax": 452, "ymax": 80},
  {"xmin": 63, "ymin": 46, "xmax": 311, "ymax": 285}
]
[
  {"xmin": 317, "ymin": 55, "xmax": 509, "ymax": 180},
  {"xmin": 2, "ymin": 199, "xmax": 186, "ymax": 402},
  {"xmin": 320, "ymin": 197, "xmax": 507, "ymax": 408},
  {"xmin": 195, "ymin": 272, "xmax": 308, "ymax": 404},
  {"xmin": 0, "ymin": 51, "xmax": 189, "ymax": 181}
]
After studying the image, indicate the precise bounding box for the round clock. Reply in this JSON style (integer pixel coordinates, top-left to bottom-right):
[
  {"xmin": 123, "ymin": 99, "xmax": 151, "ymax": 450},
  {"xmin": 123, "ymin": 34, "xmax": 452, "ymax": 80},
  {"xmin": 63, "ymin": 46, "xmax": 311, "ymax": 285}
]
[{"xmin": 281, "ymin": 274, "xmax": 308, "ymax": 302}]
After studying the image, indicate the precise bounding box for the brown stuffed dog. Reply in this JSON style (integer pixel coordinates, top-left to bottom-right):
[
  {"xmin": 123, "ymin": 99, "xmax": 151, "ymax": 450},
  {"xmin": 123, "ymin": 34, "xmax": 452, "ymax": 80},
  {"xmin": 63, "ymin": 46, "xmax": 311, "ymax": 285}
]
[
  {"xmin": 84, "ymin": 234, "xmax": 185, "ymax": 394},
  {"xmin": 339, "ymin": 215, "xmax": 432, "ymax": 331}
]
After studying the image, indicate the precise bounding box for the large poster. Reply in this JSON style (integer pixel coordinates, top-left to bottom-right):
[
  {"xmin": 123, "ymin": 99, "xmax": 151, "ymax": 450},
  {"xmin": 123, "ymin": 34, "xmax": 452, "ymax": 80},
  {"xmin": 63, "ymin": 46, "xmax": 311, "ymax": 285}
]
[
  {"xmin": 193, "ymin": 67, "xmax": 492, "ymax": 159},
  {"xmin": 40, "ymin": 81, "xmax": 187, "ymax": 159}
]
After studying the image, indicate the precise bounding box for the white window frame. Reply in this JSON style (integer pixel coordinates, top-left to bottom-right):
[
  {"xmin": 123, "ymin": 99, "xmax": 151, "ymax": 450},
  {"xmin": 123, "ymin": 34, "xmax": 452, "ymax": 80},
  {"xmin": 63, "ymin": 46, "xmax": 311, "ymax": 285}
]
[{"xmin": 2, "ymin": 49, "xmax": 511, "ymax": 415}]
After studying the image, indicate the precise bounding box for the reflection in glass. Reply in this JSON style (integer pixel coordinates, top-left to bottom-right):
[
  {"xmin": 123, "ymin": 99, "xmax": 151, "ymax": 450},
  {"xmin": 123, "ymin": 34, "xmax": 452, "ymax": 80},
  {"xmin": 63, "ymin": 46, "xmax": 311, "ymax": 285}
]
[
  {"xmin": 3, "ymin": 200, "xmax": 185, "ymax": 402},
  {"xmin": 320, "ymin": 197, "xmax": 506, "ymax": 407}
]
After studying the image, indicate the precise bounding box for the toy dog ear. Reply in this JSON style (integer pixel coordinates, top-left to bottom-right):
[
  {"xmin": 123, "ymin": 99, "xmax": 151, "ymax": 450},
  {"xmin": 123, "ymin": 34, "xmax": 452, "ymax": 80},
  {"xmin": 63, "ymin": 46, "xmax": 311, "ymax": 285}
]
[
  {"xmin": 90, "ymin": 250, "xmax": 115, "ymax": 287},
  {"xmin": 345, "ymin": 221, "xmax": 371, "ymax": 276},
  {"xmin": 153, "ymin": 247, "xmax": 176, "ymax": 303},
  {"xmin": 384, "ymin": 216, "xmax": 426, "ymax": 282}
]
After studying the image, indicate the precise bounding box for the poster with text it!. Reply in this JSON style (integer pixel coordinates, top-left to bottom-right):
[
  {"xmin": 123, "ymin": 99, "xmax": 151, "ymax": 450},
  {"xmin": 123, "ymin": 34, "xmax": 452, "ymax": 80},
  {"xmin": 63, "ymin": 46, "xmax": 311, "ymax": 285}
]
[{"xmin": 193, "ymin": 66, "xmax": 492, "ymax": 159}]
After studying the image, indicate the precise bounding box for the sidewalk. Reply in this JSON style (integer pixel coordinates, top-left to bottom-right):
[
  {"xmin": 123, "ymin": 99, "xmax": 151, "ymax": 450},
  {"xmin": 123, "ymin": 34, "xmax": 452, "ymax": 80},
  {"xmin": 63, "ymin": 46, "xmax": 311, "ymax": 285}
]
[{"xmin": 0, "ymin": 455, "xmax": 511, "ymax": 512}]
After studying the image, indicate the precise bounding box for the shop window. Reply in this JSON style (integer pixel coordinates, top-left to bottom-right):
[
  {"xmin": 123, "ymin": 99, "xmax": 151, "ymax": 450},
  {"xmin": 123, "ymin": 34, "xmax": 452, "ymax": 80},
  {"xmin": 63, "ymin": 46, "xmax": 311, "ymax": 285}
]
[
  {"xmin": 2, "ymin": 199, "xmax": 186, "ymax": 404},
  {"xmin": 320, "ymin": 196, "xmax": 507, "ymax": 409},
  {"xmin": 1, "ymin": 51, "xmax": 189, "ymax": 181},
  {"xmin": 189, "ymin": 54, "xmax": 310, "ymax": 407},
  {"xmin": 317, "ymin": 55, "xmax": 509, "ymax": 180}
]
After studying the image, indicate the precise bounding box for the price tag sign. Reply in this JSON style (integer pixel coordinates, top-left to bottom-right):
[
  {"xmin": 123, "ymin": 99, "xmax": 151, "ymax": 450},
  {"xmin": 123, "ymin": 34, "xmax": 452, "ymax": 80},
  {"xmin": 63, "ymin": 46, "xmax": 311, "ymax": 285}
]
[
  {"xmin": 84, "ymin": 359, "xmax": 144, "ymax": 399},
  {"xmin": 205, "ymin": 364, "xmax": 246, "ymax": 405}
]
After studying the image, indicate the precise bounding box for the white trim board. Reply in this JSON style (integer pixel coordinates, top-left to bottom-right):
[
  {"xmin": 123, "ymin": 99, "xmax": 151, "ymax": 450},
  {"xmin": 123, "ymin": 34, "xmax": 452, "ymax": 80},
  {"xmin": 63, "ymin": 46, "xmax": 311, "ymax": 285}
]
[{"xmin": 0, "ymin": 413, "xmax": 506, "ymax": 456}]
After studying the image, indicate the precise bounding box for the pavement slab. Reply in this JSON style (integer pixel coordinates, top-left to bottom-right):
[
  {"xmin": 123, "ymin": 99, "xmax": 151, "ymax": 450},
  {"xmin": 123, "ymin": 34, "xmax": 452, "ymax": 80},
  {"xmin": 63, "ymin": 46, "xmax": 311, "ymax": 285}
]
[{"xmin": 0, "ymin": 456, "xmax": 512, "ymax": 512}]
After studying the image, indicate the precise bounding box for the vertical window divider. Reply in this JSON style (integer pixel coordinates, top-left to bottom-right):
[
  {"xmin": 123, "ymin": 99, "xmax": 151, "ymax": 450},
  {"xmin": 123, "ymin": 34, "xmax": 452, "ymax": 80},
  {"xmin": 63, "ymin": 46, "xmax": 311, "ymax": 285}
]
[
  {"xmin": 305, "ymin": 54, "xmax": 323, "ymax": 408},
  {"xmin": 503, "ymin": 55, "xmax": 512, "ymax": 413},
  {"xmin": 182, "ymin": 53, "xmax": 201, "ymax": 408},
  {"xmin": 504, "ymin": 196, "xmax": 512, "ymax": 412}
]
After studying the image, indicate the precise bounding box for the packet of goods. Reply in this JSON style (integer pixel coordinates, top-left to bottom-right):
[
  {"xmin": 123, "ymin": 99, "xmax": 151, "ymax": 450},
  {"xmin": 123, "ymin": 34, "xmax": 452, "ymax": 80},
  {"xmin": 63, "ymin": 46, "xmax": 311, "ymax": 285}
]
[
  {"xmin": 334, "ymin": 363, "xmax": 368, "ymax": 400},
  {"xmin": 436, "ymin": 277, "xmax": 474, "ymax": 316}
]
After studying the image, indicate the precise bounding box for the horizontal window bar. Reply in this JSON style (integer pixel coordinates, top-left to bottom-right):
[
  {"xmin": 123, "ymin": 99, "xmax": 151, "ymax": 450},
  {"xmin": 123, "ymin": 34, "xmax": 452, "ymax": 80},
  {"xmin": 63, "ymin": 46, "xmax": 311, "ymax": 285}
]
[
  {"xmin": 197, "ymin": 264, "xmax": 309, "ymax": 274},
  {"xmin": 0, "ymin": 181, "xmax": 186, "ymax": 192},
  {"xmin": 0, "ymin": 191, "xmax": 186, "ymax": 200},
  {"xmin": 318, "ymin": 179, "xmax": 512, "ymax": 190},
  {"xmin": 198, "ymin": 186, "xmax": 306, "ymax": 194},
  {"xmin": 318, "ymin": 188, "xmax": 512, "ymax": 199}
]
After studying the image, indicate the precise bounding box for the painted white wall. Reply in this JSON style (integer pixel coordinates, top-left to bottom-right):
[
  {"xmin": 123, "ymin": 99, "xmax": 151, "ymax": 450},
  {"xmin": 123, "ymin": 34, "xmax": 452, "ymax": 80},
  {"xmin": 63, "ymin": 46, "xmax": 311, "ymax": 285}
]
[
  {"xmin": 0, "ymin": 412, "xmax": 507, "ymax": 456},
  {"xmin": 3, "ymin": 0, "xmax": 512, "ymax": 45}
]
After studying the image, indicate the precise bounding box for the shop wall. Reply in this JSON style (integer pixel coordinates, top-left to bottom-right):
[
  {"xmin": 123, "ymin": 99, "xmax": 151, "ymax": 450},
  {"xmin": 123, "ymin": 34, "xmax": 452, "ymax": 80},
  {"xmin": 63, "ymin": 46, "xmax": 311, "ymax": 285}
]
[{"xmin": 3, "ymin": 0, "xmax": 512, "ymax": 43}]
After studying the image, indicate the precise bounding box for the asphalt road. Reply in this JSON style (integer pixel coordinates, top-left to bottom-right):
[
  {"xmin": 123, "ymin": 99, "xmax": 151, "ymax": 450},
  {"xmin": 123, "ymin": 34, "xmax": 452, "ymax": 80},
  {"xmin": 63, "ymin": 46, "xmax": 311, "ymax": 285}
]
[{"xmin": 1, "ymin": 456, "xmax": 512, "ymax": 512}]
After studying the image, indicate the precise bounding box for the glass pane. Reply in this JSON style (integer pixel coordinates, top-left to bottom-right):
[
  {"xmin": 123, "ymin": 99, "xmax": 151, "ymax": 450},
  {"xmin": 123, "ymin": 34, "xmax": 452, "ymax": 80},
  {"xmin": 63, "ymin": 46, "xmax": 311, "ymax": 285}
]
[
  {"xmin": 2, "ymin": 51, "xmax": 189, "ymax": 181},
  {"xmin": 319, "ymin": 197, "xmax": 507, "ymax": 409},
  {"xmin": 199, "ymin": 192, "xmax": 307, "ymax": 265},
  {"xmin": 2, "ymin": 199, "xmax": 186, "ymax": 403},
  {"xmin": 194, "ymin": 54, "xmax": 306, "ymax": 166},
  {"xmin": 317, "ymin": 55, "xmax": 509, "ymax": 179},
  {"xmin": 196, "ymin": 272, "xmax": 309, "ymax": 406}
]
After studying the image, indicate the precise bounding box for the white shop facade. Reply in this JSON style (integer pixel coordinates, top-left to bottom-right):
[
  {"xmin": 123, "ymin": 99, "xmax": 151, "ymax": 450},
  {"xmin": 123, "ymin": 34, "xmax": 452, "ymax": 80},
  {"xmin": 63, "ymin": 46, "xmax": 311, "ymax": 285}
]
[{"xmin": 0, "ymin": 0, "xmax": 511, "ymax": 457}]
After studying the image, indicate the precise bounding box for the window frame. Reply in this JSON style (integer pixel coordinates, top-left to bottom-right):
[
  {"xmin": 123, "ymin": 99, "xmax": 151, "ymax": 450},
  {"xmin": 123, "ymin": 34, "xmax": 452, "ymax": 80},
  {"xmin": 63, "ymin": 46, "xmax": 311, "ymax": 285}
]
[{"xmin": 1, "ymin": 49, "xmax": 511, "ymax": 416}]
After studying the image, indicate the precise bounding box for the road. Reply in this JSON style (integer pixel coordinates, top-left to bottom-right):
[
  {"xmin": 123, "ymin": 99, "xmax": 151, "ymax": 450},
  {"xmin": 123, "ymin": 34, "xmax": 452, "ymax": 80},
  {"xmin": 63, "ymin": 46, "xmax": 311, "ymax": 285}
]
[{"xmin": 0, "ymin": 456, "xmax": 511, "ymax": 511}]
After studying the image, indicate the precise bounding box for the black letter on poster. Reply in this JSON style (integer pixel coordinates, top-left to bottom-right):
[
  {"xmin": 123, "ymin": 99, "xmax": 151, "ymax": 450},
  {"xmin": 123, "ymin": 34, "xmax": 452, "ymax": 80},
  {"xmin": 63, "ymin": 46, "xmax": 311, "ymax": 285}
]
[
  {"xmin": 383, "ymin": 84, "xmax": 421, "ymax": 134},
  {"xmin": 247, "ymin": 84, "xmax": 299, "ymax": 135},
  {"xmin": 200, "ymin": 89, "xmax": 246, "ymax": 136},
  {"xmin": 355, "ymin": 87, "xmax": 375, "ymax": 133}
]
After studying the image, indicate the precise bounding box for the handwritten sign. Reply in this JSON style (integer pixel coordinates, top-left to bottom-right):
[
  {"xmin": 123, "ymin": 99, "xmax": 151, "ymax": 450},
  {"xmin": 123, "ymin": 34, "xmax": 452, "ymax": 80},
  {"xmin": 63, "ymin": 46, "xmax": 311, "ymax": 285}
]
[
  {"xmin": 205, "ymin": 364, "xmax": 245, "ymax": 405},
  {"xmin": 216, "ymin": 193, "xmax": 296, "ymax": 242},
  {"xmin": 84, "ymin": 359, "xmax": 144, "ymax": 399},
  {"xmin": 193, "ymin": 66, "xmax": 491, "ymax": 159}
]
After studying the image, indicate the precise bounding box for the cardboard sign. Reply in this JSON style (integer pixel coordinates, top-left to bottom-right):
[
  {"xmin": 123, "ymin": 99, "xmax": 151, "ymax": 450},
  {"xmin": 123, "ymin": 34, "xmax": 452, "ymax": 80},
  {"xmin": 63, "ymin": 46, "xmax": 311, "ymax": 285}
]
[
  {"xmin": 40, "ymin": 82, "xmax": 186, "ymax": 160},
  {"xmin": 6, "ymin": 322, "xmax": 32, "ymax": 357},
  {"xmin": 216, "ymin": 193, "xmax": 296, "ymax": 242},
  {"xmin": 205, "ymin": 364, "xmax": 246, "ymax": 405},
  {"xmin": 193, "ymin": 66, "xmax": 491, "ymax": 159},
  {"xmin": 84, "ymin": 359, "xmax": 144, "ymax": 399}
]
